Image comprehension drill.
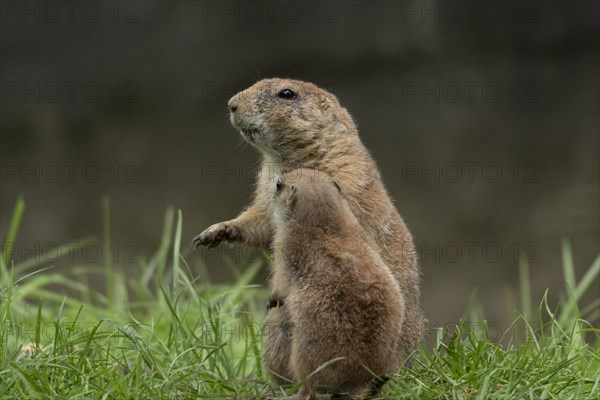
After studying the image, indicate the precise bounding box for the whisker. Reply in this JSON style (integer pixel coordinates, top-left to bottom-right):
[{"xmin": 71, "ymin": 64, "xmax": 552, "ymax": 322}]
[{"xmin": 235, "ymin": 137, "xmax": 249, "ymax": 150}]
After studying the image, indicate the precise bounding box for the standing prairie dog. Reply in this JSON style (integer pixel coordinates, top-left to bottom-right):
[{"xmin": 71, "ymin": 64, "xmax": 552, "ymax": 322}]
[
  {"xmin": 270, "ymin": 169, "xmax": 404, "ymax": 399},
  {"xmin": 192, "ymin": 78, "xmax": 424, "ymax": 378}
]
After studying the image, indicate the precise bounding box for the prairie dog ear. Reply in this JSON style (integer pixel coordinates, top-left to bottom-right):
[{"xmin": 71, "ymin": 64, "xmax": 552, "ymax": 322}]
[{"xmin": 319, "ymin": 92, "xmax": 333, "ymax": 110}]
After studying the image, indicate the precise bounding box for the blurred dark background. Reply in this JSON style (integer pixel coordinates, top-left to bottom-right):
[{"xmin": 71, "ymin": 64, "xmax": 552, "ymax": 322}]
[{"xmin": 1, "ymin": 1, "xmax": 598, "ymax": 337}]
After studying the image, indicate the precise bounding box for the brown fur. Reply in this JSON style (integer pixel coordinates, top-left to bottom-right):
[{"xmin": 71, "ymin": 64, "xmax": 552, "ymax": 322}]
[
  {"xmin": 270, "ymin": 169, "xmax": 404, "ymax": 399},
  {"xmin": 192, "ymin": 78, "xmax": 424, "ymax": 379}
]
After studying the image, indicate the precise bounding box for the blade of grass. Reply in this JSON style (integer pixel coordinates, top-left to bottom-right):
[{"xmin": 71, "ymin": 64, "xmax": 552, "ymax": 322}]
[
  {"xmin": 519, "ymin": 260, "xmax": 532, "ymax": 319},
  {"xmin": 561, "ymin": 238, "xmax": 576, "ymax": 289},
  {"xmin": 103, "ymin": 196, "xmax": 113, "ymax": 308},
  {"xmin": 172, "ymin": 210, "xmax": 183, "ymax": 297},
  {"xmin": 1, "ymin": 196, "xmax": 26, "ymax": 273},
  {"xmin": 559, "ymin": 253, "xmax": 600, "ymax": 327}
]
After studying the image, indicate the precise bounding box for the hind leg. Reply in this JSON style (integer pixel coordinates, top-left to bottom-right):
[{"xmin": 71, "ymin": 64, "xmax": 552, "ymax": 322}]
[{"xmin": 265, "ymin": 305, "xmax": 294, "ymax": 384}]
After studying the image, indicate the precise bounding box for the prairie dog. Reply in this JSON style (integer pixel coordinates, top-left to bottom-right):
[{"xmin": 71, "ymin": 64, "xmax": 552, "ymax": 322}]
[
  {"xmin": 270, "ymin": 169, "xmax": 404, "ymax": 399},
  {"xmin": 191, "ymin": 78, "xmax": 424, "ymax": 374}
]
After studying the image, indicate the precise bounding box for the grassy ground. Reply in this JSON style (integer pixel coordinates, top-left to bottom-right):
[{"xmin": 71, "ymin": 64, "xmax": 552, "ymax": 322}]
[{"xmin": 1, "ymin": 198, "xmax": 598, "ymax": 399}]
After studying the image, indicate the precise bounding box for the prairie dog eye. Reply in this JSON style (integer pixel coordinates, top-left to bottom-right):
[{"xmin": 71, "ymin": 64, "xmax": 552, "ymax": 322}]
[
  {"xmin": 276, "ymin": 179, "xmax": 284, "ymax": 192},
  {"xmin": 278, "ymin": 89, "xmax": 296, "ymax": 99}
]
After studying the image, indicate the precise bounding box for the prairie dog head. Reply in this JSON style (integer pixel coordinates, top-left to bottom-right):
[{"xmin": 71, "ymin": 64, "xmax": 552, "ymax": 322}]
[
  {"xmin": 227, "ymin": 78, "xmax": 356, "ymax": 160},
  {"xmin": 272, "ymin": 168, "xmax": 345, "ymax": 227}
]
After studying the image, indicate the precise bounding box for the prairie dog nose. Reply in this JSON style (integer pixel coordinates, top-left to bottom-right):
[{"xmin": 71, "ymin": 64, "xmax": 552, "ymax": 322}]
[{"xmin": 228, "ymin": 97, "xmax": 238, "ymax": 112}]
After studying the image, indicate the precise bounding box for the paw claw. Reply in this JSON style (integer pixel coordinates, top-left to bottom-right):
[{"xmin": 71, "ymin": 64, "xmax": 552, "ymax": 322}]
[{"xmin": 192, "ymin": 235, "xmax": 202, "ymax": 249}]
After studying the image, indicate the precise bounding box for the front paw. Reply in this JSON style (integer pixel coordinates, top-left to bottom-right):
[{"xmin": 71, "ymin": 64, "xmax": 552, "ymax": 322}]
[{"xmin": 192, "ymin": 222, "xmax": 240, "ymax": 249}]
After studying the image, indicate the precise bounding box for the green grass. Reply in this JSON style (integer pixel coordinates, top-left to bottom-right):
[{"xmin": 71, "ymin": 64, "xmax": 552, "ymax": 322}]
[{"xmin": 0, "ymin": 198, "xmax": 598, "ymax": 399}]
